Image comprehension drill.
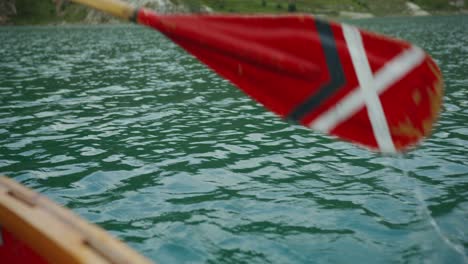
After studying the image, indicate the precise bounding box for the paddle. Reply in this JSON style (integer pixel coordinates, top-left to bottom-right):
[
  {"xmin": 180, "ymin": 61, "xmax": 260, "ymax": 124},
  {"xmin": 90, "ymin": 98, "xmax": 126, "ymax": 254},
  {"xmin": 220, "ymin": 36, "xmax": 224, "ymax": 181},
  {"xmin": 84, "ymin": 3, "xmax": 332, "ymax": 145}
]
[{"xmin": 70, "ymin": 0, "xmax": 443, "ymax": 153}]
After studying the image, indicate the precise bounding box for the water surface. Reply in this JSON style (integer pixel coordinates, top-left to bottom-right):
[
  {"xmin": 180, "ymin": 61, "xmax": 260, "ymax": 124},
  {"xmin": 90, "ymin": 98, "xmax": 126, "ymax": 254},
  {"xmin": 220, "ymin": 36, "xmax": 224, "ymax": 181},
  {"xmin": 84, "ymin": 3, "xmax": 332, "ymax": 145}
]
[{"xmin": 0, "ymin": 15, "xmax": 467, "ymax": 263}]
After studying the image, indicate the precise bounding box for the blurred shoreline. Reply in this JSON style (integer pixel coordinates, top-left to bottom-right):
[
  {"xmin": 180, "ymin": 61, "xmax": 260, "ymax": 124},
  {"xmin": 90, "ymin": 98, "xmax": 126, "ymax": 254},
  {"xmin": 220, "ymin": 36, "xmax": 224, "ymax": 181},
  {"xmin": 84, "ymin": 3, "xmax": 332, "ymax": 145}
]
[{"xmin": 1, "ymin": 0, "xmax": 467, "ymax": 26}]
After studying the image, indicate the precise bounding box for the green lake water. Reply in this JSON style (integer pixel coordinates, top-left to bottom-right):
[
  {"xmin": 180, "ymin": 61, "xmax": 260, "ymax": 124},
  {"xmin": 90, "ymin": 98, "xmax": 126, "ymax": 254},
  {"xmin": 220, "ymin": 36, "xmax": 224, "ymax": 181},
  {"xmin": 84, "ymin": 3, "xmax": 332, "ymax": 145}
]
[{"xmin": 1, "ymin": 15, "xmax": 467, "ymax": 263}]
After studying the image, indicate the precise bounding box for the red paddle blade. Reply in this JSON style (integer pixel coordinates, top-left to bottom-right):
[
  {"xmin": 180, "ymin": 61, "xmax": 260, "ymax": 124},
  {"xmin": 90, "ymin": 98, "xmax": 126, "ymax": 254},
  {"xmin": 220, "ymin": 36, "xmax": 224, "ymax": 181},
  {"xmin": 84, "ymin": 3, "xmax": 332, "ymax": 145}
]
[{"xmin": 137, "ymin": 10, "xmax": 443, "ymax": 153}]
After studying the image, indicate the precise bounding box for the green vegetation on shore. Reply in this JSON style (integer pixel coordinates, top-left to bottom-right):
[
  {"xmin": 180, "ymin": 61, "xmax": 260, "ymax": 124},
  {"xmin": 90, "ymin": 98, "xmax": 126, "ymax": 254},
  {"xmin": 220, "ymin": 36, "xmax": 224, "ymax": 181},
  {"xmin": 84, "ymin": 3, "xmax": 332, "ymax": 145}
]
[
  {"xmin": 176, "ymin": 0, "xmax": 403, "ymax": 15},
  {"xmin": 3, "ymin": 0, "xmax": 464, "ymax": 25},
  {"xmin": 10, "ymin": 0, "xmax": 87, "ymax": 25},
  {"xmin": 176, "ymin": 0, "xmax": 459, "ymax": 15},
  {"xmin": 412, "ymin": 0, "xmax": 460, "ymax": 10}
]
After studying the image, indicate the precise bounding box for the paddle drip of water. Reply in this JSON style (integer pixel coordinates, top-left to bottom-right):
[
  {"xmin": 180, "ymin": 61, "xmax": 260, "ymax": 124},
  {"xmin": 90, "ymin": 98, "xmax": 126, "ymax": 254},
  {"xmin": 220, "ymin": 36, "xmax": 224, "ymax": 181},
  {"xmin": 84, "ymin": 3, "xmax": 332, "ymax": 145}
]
[
  {"xmin": 397, "ymin": 156, "xmax": 468, "ymax": 263},
  {"xmin": 413, "ymin": 187, "xmax": 467, "ymax": 262}
]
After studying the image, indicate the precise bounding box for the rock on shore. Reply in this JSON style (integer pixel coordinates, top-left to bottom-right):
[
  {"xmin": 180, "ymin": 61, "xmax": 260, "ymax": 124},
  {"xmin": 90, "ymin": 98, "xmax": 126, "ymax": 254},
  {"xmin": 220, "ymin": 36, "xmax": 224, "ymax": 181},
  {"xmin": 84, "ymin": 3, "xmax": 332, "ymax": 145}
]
[
  {"xmin": 406, "ymin": 2, "xmax": 430, "ymax": 16},
  {"xmin": 0, "ymin": 0, "xmax": 16, "ymax": 24}
]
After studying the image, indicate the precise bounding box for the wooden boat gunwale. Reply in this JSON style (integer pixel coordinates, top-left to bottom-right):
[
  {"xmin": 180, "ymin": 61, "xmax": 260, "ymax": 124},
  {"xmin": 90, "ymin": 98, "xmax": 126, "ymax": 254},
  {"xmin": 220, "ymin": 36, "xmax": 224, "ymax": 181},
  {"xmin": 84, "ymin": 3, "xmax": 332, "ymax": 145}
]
[{"xmin": 0, "ymin": 175, "xmax": 152, "ymax": 264}]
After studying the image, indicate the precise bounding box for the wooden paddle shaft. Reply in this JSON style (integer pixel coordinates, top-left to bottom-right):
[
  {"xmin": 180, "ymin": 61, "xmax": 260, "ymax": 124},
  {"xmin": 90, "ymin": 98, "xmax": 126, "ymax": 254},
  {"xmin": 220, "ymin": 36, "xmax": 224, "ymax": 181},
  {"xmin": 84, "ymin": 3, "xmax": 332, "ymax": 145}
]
[{"xmin": 70, "ymin": 0, "xmax": 136, "ymax": 21}]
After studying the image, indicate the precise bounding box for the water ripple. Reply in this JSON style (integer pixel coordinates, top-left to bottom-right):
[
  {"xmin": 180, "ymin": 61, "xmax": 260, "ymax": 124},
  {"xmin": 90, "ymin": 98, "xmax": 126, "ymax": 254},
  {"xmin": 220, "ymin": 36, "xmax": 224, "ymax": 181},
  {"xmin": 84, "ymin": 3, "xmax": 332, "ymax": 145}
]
[{"xmin": 1, "ymin": 17, "xmax": 467, "ymax": 263}]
